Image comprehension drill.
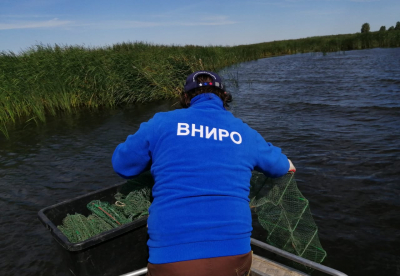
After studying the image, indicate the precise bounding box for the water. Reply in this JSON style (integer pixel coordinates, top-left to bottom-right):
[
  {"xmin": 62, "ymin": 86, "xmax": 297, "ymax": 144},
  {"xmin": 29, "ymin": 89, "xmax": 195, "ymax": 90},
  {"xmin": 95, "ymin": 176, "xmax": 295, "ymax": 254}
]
[{"xmin": 0, "ymin": 48, "xmax": 399, "ymax": 276}]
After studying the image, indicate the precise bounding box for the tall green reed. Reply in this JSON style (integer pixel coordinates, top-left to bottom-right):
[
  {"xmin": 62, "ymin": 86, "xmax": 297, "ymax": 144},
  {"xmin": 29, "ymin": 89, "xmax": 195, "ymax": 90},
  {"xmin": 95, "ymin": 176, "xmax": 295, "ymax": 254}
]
[{"xmin": 1, "ymin": 31, "xmax": 399, "ymax": 138}]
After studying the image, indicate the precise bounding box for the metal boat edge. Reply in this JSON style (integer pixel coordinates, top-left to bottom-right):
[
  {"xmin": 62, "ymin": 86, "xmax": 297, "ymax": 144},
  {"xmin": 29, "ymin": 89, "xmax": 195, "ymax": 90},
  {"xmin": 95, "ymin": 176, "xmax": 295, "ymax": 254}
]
[{"xmin": 119, "ymin": 238, "xmax": 348, "ymax": 276}]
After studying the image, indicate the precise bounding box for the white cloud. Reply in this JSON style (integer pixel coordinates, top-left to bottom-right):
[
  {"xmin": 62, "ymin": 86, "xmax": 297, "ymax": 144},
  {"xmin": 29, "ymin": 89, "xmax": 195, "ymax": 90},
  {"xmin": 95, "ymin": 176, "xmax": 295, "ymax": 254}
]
[
  {"xmin": 349, "ymin": 0, "xmax": 380, "ymax": 2},
  {"xmin": 177, "ymin": 16, "xmax": 236, "ymax": 26},
  {"xmin": 85, "ymin": 16, "xmax": 235, "ymax": 29},
  {"xmin": 0, "ymin": 15, "xmax": 235, "ymax": 31},
  {"xmin": 150, "ymin": 4, "xmax": 201, "ymax": 19},
  {"xmin": 88, "ymin": 20, "xmax": 162, "ymax": 29},
  {"xmin": 0, "ymin": 18, "xmax": 71, "ymax": 30}
]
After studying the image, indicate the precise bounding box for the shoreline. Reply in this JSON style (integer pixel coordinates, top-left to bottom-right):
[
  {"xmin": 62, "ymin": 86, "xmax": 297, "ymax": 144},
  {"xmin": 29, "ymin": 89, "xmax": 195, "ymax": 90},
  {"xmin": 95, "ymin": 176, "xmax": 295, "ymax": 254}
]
[{"xmin": 1, "ymin": 31, "xmax": 400, "ymax": 138}]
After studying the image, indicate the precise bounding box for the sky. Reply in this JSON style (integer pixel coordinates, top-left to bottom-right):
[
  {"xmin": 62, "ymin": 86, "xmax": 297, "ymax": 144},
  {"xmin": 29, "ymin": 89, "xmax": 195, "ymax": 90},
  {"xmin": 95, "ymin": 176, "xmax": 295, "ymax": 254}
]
[{"xmin": 0, "ymin": 0, "xmax": 399, "ymax": 53}]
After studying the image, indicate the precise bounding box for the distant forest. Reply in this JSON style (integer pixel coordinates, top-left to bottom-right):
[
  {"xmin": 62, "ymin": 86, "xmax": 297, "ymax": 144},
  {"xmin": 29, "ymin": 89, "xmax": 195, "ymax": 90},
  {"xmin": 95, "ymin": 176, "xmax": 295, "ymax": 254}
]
[{"xmin": 361, "ymin": 21, "xmax": 400, "ymax": 33}]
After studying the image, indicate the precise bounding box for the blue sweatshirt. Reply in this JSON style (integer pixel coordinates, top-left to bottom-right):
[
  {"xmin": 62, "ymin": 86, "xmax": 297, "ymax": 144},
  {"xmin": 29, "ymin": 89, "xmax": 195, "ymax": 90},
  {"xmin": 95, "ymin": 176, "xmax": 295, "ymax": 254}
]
[{"xmin": 112, "ymin": 93, "xmax": 289, "ymax": 264}]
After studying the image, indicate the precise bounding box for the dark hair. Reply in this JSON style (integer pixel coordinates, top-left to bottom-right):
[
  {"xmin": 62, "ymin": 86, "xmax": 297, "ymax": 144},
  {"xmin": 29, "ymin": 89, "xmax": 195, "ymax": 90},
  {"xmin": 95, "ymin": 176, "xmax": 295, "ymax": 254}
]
[{"xmin": 180, "ymin": 75, "xmax": 232, "ymax": 108}]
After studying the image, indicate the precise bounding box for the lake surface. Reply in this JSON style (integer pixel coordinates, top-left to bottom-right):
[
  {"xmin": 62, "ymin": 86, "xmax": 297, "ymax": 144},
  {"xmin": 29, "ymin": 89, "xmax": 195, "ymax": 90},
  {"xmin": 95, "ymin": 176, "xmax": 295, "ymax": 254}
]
[{"xmin": 0, "ymin": 48, "xmax": 399, "ymax": 276}]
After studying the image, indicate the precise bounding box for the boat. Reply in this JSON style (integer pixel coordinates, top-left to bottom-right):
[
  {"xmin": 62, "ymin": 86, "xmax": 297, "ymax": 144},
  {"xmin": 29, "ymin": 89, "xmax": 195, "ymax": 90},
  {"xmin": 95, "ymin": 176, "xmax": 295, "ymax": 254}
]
[{"xmin": 119, "ymin": 238, "xmax": 348, "ymax": 276}]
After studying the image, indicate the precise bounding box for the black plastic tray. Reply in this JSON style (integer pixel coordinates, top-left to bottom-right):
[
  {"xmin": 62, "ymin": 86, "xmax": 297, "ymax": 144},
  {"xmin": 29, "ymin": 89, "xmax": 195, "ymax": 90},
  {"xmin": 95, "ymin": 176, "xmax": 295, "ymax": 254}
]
[{"xmin": 38, "ymin": 181, "xmax": 149, "ymax": 276}]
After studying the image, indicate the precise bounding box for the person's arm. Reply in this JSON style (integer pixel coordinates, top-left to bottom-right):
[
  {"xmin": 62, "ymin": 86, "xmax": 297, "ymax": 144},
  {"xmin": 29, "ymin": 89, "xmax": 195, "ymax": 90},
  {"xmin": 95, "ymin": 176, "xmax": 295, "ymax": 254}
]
[
  {"xmin": 254, "ymin": 132, "xmax": 293, "ymax": 178},
  {"xmin": 112, "ymin": 121, "xmax": 152, "ymax": 179}
]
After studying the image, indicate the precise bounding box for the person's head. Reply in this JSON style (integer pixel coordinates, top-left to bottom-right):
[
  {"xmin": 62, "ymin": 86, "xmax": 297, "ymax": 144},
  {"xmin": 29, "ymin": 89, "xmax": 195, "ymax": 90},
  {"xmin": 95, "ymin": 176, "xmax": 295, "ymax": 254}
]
[{"xmin": 180, "ymin": 71, "xmax": 232, "ymax": 108}]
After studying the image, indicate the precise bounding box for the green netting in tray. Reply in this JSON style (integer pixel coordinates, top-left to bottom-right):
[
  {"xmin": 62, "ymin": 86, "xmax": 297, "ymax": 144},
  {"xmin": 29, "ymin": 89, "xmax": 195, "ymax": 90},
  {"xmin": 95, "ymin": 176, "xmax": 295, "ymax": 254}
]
[{"xmin": 57, "ymin": 172, "xmax": 153, "ymax": 243}]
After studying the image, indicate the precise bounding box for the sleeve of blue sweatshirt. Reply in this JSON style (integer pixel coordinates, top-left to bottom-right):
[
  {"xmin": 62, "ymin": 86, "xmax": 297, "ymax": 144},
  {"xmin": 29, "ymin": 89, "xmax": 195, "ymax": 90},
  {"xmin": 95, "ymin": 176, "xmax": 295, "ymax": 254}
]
[
  {"xmin": 112, "ymin": 120, "xmax": 152, "ymax": 179},
  {"xmin": 254, "ymin": 132, "xmax": 290, "ymax": 178}
]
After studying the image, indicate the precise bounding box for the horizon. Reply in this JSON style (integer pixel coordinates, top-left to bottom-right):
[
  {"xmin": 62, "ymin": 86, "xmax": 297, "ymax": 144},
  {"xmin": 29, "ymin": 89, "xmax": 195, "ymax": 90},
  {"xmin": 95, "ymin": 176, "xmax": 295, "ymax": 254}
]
[{"xmin": 1, "ymin": 0, "xmax": 399, "ymax": 53}]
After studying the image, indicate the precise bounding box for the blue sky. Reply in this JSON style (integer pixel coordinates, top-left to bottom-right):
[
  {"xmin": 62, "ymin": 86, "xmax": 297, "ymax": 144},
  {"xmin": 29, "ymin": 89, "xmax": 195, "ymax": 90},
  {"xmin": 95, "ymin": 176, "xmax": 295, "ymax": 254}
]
[{"xmin": 1, "ymin": 0, "xmax": 399, "ymax": 53}]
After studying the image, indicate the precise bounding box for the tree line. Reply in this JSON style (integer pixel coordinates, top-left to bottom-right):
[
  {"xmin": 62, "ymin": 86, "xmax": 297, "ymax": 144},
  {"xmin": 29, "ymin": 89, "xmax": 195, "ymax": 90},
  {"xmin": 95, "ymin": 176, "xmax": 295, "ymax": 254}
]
[{"xmin": 361, "ymin": 21, "xmax": 400, "ymax": 33}]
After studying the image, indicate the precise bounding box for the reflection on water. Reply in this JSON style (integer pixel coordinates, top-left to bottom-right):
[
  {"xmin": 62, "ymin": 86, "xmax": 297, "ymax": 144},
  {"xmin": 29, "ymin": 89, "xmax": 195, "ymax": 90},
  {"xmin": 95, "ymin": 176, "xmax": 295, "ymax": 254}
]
[{"xmin": 0, "ymin": 48, "xmax": 399, "ymax": 276}]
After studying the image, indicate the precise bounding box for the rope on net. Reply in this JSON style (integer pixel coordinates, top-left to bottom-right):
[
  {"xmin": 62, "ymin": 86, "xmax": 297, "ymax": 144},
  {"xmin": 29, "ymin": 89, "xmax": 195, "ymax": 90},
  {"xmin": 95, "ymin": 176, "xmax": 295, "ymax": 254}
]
[{"xmin": 57, "ymin": 186, "xmax": 151, "ymax": 243}]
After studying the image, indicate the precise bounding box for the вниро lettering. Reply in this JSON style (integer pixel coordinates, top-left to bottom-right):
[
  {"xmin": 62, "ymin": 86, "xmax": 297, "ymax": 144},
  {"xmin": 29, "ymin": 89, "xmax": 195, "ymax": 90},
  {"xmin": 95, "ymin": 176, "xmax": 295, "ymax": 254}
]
[{"xmin": 177, "ymin": 123, "xmax": 242, "ymax": 144}]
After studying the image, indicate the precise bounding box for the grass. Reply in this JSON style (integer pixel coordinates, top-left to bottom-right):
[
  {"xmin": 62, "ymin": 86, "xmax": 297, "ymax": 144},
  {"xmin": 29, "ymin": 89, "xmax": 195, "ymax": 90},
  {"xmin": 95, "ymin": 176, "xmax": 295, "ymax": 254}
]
[{"xmin": 1, "ymin": 30, "xmax": 400, "ymax": 138}]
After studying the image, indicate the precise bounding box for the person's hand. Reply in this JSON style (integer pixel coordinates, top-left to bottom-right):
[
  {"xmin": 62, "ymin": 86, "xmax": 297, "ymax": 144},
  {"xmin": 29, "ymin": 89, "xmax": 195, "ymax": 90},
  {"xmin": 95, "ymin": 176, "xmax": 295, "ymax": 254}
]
[{"xmin": 288, "ymin": 159, "xmax": 296, "ymax": 173}]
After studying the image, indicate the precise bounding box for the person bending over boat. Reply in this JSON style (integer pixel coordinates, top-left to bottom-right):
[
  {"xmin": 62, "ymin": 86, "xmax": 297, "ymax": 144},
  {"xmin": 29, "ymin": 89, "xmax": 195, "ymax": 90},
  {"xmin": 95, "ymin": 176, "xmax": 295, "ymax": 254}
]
[{"xmin": 112, "ymin": 71, "xmax": 295, "ymax": 276}]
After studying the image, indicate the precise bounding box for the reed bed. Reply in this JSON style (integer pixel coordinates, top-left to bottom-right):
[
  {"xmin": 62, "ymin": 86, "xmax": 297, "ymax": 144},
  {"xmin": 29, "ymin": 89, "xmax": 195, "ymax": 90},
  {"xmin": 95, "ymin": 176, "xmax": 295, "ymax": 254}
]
[{"xmin": 1, "ymin": 31, "xmax": 400, "ymax": 138}]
